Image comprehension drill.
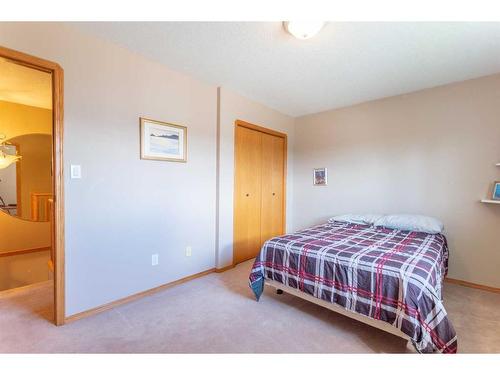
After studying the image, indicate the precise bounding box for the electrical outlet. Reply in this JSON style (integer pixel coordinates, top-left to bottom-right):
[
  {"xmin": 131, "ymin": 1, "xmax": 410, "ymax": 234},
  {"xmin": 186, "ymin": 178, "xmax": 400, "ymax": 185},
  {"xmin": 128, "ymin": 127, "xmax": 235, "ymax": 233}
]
[
  {"xmin": 186, "ymin": 246, "xmax": 192, "ymax": 257},
  {"xmin": 151, "ymin": 253, "xmax": 159, "ymax": 266}
]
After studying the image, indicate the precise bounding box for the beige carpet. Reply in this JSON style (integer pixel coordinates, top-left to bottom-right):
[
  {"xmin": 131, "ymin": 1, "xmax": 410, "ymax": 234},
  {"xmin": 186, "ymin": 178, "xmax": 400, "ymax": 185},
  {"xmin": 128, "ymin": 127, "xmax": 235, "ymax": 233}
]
[{"xmin": 1, "ymin": 260, "xmax": 499, "ymax": 353}]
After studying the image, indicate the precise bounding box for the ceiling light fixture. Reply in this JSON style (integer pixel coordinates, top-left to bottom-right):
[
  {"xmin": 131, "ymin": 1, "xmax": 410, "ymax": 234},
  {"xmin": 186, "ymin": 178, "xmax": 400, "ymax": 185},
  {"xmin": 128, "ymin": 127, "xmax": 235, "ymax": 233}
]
[{"xmin": 283, "ymin": 21, "xmax": 325, "ymax": 40}]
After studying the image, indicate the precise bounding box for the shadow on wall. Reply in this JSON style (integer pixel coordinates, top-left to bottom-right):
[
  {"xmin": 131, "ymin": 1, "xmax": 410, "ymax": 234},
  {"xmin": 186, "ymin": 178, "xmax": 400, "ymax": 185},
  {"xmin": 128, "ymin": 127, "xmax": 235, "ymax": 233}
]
[{"xmin": 0, "ymin": 250, "xmax": 52, "ymax": 291}]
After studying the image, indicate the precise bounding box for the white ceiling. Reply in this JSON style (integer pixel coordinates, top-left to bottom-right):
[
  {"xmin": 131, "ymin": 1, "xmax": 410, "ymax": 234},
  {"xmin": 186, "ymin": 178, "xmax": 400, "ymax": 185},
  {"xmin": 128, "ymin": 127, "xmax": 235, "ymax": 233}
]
[
  {"xmin": 71, "ymin": 22, "xmax": 500, "ymax": 117},
  {"xmin": 0, "ymin": 57, "xmax": 52, "ymax": 110}
]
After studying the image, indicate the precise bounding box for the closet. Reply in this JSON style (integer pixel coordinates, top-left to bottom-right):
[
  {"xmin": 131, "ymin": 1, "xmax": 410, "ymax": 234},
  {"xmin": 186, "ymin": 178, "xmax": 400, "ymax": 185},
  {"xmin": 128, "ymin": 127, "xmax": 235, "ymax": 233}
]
[{"xmin": 233, "ymin": 120, "xmax": 287, "ymax": 265}]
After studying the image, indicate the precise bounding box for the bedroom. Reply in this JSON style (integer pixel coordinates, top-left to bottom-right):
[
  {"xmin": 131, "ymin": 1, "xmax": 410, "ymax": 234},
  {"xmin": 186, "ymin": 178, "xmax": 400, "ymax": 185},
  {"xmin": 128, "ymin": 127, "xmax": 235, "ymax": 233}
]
[{"xmin": 1, "ymin": 1, "xmax": 500, "ymax": 373}]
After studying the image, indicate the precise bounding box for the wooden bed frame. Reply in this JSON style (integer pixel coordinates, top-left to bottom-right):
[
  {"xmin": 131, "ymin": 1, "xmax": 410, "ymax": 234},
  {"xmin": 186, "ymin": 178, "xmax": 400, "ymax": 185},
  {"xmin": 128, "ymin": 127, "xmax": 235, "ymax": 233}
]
[{"xmin": 265, "ymin": 279, "xmax": 410, "ymax": 341}]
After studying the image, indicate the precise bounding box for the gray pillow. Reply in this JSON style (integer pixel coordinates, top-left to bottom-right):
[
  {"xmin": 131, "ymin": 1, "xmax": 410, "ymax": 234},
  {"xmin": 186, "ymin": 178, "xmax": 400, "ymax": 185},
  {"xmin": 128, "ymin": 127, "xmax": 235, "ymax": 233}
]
[
  {"xmin": 374, "ymin": 214, "xmax": 444, "ymax": 234},
  {"xmin": 328, "ymin": 214, "xmax": 384, "ymax": 226}
]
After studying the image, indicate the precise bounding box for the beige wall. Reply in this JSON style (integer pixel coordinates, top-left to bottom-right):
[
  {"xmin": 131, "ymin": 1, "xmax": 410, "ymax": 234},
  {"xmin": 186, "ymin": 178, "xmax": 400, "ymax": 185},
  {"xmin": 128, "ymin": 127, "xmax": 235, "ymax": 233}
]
[
  {"xmin": 0, "ymin": 100, "xmax": 52, "ymax": 139},
  {"xmin": 217, "ymin": 87, "xmax": 295, "ymax": 268},
  {"xmin": 14, "ymin": 134, "xmax": 53, "ymax": 219},
  {"xmin": 0, "ymin": 101, "xmax": 53, "ymax": 218},
  {"xmin": 0, "ymin": 22, "xmax": 219, "ymax": 316},
  {"xmin": 293, "ymin": 74, "xmax": 500, "ymax": 288},
  {"xmin": 0, "ymin": 215, "xmax": 50, "ymax": 252},
  {"xmin": 0, "ymin": 23, "xmax": 297, "ymax": 313},
  {"xmin": 2, "ymin": 22, "xmax": 498, "ymax": 311},
  {"xmin": 0, "ymin": 250, "xmax": 51, "ymax": 291},
  {"xmin": 0, "ymin": 100, "xmax": 52, "ymax": 253}
]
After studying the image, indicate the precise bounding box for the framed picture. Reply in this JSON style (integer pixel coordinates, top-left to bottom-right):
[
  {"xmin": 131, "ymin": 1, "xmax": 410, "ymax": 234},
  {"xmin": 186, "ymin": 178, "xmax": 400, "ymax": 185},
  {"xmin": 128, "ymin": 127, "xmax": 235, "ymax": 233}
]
[
  {"xmin": 492, "ymin": 181, "xmax": 500, "ymax": 200},
  {"xmin": 140, "ymin": 117, "xmax": 187, "ymax": 162},
  {"xmin": 313, "ymin": 168, "xmax": 327, "ymax": 186}
]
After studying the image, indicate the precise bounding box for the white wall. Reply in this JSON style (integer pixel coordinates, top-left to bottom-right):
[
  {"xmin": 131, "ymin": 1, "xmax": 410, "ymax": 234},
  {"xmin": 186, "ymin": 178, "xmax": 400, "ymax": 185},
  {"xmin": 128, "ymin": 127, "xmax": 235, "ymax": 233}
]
[
  {"xmin": 0, "ymin": 23, "xmax": 218, "ymax": 316},
  {"xmin": 217, "ymin": 87, "xmax": 295, "ymax": 268},
  {"xmin": 293, "ymin": 74, "xmax": 500, "ymax": 288},
  {"xmin": 2, "ymin": 22, "xmax": 497, "ymax": 315},
  {"xmin": 0, "ymin": 23, "xmax": 295, "ymax": 315}
]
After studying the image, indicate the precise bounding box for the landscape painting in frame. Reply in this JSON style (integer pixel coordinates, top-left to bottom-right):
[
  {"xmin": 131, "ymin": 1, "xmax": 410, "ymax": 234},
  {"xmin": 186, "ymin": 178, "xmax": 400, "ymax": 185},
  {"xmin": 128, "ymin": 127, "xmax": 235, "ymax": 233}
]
[
  {"xmin": 140, "ymin": 118, "xmax": 187, "ymax": 162},
  {"xmin": 313, "ymin": 168, "xmax": 327, "ymax": 186}
]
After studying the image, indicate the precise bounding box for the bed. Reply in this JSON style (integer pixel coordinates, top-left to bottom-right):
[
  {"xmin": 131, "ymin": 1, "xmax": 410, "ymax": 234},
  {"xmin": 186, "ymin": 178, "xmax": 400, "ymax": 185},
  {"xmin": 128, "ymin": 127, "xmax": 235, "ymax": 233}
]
[{"xmin": 249, "ymin": 220, "xmax": 458, "ymax": 353}]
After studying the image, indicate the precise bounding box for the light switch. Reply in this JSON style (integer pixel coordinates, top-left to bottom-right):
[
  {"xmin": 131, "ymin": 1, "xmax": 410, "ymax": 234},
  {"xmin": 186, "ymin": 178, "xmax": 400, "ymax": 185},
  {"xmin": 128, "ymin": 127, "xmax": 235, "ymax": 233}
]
[
  {"xmin": 152, "ymin": 254, "xmax": 159, "ymax": 266},
  {"xmin": 70, "ymin": 165, "xmax": 82, "ymax": 179}
]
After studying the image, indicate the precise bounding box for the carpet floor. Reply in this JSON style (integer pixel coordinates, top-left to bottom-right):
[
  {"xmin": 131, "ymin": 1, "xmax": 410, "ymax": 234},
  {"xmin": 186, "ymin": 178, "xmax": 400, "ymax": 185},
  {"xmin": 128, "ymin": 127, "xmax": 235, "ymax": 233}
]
[{"xmin": 1, "ymin": 260, "xmax": 499, "ymax": 353}]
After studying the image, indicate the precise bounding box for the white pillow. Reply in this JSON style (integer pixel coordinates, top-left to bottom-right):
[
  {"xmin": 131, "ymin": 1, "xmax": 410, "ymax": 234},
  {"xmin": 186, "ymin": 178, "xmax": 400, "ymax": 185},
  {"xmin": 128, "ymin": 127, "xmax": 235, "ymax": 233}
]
[
  {"xmin": 328, "ymin": 214, "xmax": 384, "ymax": 226},
  {"xmin": 374, "ymin": 214, "xmax": 444, "ymax": 234}
]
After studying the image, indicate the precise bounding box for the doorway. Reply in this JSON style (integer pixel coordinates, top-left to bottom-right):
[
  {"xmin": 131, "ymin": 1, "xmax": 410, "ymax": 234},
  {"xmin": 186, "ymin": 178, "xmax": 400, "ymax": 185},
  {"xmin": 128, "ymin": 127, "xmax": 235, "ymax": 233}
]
[
  {"xmin": 233, "ymin": 120, "xmax": 287, "ymax": 265},
  {"xmin": 0, "ymin": 46, "xmax": 64, "ymax": 325}
]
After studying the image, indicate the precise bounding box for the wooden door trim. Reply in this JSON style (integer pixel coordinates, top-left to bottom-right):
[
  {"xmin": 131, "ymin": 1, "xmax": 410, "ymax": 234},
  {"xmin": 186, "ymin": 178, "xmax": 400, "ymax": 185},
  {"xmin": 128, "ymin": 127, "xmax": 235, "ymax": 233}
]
[
  {"xmin": 0, "ymin": 45, "xmax": 65, "ymax": 326},
  {"xmin": 233, "ymin": 119, "xmax": 288, "ymax": 265},
  {"xmin": 445, "ymin": 277, "xmax": 500, "ymax": 294},
  {"xmin": 235, "ymin": 119, "xmax": 287, "ymax": 139}
]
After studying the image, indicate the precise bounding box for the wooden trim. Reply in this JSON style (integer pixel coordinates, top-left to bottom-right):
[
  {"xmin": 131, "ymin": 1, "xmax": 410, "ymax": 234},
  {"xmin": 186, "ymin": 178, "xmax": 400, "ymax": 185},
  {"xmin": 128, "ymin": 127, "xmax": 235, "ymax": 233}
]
[
  {"xmin": 65, "ymin": 268, "xmax": 215, "ymax": 324},
  {"xmin": 52, "ymin": 59, "xmax": 65, "ymax": 326},
  {"xmin": 30, "ymin": 192, "xmax": 52, "ymax": 221},
  {"xmin": 233, "ymin": 120, "xmax": 288, "ymax": 265},
  {"xmin": 31, "ymin": 193, "xmax": 38, "ymax": 221},
  {"xmin": 0, "ymin": 246, "xmax": 51, "ymax": 258},
  {"xmin": 235, "ymin": 119, "xmax": 287, "ymax": 139},
  {"xmin": 215, "ymin": 264, "xmax": 235, "ymax": 273},
  {"xmin": 0, "ymin": 45, "xmax": 65, "ymax": 326},
  {"xmin": 48, "ymin": 199, "xmax": 55, "ymax": 269},
  {"xmin": 445, "ymin": 277, "xmax": 500, "ymax": 294},
  {"xmin": 0, "ymin": 46, "xmax": 60, "ymax": 73}
]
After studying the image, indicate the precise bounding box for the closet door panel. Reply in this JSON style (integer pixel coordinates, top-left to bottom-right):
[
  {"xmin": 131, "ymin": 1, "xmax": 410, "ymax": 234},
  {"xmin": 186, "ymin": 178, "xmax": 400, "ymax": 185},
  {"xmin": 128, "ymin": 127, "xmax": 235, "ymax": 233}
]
[
  {"xmin": 260, "ymin": 133, "xmax": 285, "ymax": 244},
  {"xmin": 234, "ymin": 126, "xmax": 262, "ymax": 264}
]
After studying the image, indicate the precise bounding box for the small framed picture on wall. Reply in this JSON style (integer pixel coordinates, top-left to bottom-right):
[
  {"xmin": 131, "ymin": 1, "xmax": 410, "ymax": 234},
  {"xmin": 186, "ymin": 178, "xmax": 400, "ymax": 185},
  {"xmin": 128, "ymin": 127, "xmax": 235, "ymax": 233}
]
[
  {"xmin": 313, "ymin": 168, "xmax": 327, "ymax": 186},
  {"xmin": 140, "ymin": 117, "xmax": 187, "ymax": 162},
  {"xmin": 492, "ymin": 181, "xmax": 500, "ymax": 200}
]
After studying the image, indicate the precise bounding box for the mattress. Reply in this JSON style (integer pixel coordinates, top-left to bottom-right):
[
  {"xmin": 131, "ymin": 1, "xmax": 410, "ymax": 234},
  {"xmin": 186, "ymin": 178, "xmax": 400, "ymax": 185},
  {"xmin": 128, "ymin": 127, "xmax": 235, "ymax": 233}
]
[{"xmin": 249, "ymin": 221, "xmax": 457, "ymax": 353}]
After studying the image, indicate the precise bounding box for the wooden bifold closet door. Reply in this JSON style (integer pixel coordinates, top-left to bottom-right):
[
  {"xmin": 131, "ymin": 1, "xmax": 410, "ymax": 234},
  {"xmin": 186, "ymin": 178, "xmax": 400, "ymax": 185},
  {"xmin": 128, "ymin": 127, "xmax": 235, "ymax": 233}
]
[{"xmin": 233, "ymin": 121, "xmax": 286, "ymax": 265}]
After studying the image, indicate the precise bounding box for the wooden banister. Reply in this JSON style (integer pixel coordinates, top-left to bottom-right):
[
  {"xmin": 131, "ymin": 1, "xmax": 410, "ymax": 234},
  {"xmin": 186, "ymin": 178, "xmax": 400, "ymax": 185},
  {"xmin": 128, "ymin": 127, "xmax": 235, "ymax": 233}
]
[
  {"xmin": 30, "ymin": 192, "xmax": 52, "ymax": 221},
  {"xmin": 0, "ymin": 246, "xmax": 51, "ymax": 258}
]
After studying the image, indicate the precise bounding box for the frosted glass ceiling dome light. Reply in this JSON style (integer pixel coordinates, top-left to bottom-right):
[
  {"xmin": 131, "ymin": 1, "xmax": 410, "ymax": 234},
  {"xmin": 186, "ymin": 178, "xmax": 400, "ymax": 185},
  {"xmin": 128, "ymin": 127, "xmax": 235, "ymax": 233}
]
[
  {"xmin": 0, "ymin": 134, "xmax": 21, "ymax": 170},
  {"xmin": 0, "ymin": 152, "xmax": 21, "ymax": 169},
  {"xmin": 284, "ymin": 21, "xmax": 325, "ymax": 40}
]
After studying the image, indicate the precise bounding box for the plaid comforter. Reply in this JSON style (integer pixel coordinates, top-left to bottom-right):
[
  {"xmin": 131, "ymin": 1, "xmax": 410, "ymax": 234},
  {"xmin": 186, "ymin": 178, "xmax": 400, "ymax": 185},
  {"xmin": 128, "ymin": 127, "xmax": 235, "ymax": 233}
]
[{"xmin": 249, "ymin": 221, "xmax": 457, "ymax": 353}]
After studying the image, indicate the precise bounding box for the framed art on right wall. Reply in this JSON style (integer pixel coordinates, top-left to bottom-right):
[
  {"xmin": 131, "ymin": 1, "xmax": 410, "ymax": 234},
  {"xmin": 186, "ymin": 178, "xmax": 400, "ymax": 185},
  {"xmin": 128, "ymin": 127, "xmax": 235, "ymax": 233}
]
[
  {"xmin": 492, "ymin": 181, "xmax": 500, "ymax": 200},
  {"xmin": 313, "ymin": 168, "xmax": 327, "ymax": 186}
]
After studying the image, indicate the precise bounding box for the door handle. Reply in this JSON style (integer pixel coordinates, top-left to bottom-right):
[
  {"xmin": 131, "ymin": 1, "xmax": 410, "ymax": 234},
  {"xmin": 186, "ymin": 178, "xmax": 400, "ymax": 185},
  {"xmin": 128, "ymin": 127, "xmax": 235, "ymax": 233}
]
[
  {"xmin": 246, "ymin": 193, "xmax": 250, "ymax": 197},
  {"xmin": 272, "ymin": 193, "xmax": 276, "ymax": 196}
]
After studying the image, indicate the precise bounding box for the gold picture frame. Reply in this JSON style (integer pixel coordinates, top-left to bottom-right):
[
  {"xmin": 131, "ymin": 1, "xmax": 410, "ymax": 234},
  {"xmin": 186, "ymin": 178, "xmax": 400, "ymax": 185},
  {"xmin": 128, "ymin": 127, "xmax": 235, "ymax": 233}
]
[{"xmin": 140, "ymin": 117, "xmax": 187, "ymax": 162}]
